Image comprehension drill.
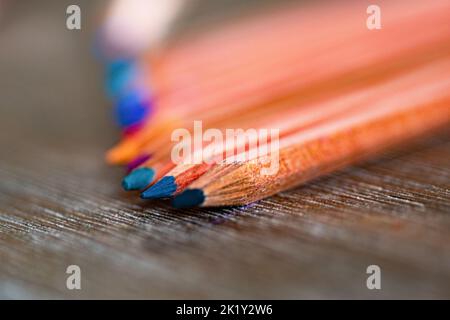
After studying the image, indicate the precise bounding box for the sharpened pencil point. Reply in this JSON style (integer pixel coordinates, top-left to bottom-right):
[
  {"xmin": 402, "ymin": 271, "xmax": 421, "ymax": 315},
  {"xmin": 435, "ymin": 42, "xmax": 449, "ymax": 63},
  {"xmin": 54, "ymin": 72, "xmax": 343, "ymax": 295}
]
[
  {"xmin": 140, "ymin": 176, "xmax": 177, "ymax": 199},
  {"xmin": 122, "ymin": 168, "xmax": 154, "ymax": 191},
  {"xmin": 172, "ymin": 189, "xmax": 205, "ymax": 208}
]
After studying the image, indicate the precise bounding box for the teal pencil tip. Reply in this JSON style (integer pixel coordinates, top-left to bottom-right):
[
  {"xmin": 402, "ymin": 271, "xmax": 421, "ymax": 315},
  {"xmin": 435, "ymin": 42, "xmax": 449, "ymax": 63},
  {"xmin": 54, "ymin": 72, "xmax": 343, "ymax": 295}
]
[
  {"xmin": 122, "ymin": 168, "xmax": 154, "ymax": 191},
  {"xmin": 140, "ymin": 176, "xmax": 177, "ymax": 199},
  {"xmin": 172, "ymin": 189, "xmax": 205, "ymax": 208}
]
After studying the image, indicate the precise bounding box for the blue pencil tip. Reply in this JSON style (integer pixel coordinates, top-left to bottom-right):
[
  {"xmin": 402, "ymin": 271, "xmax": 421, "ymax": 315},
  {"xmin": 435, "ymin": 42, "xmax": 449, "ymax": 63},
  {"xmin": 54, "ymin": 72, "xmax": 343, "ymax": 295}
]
[
  {"xmin": 114, "ymin": 90, "xmax": 151, "ymax": 127},
  {"xmin": 105, "ymin": 59, "xmax": 137, "ymax": 97},
  {"xmin": 172, "ymin": 189, "xmax": 205, "ymax": 208},
  {"xmin": 122, "ymin": 168, "xmax": 154, "ymax": 191},
  {"xmin": 140, "ymin": 176, "xmax": 177, "ymax": 199}
]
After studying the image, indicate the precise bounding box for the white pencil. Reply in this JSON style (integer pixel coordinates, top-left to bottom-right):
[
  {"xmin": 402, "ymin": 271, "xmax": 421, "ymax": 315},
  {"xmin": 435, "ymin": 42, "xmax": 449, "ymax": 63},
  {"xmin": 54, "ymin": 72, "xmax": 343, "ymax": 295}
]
[{"xmin": 101, "ymin": 0, "xmax": 191, "ymax": 57}]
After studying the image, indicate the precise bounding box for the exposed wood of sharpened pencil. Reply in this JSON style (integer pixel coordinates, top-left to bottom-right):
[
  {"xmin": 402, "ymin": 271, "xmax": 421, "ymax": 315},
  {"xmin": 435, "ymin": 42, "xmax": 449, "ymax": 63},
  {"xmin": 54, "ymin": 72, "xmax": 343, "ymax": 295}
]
[
  {"xmin": 174, "ymin": 64, "xmax": 450, "ymax": 207},
  {"xmin": 112, "ymin": 1, "xmax": 450, "ymax": 161}
]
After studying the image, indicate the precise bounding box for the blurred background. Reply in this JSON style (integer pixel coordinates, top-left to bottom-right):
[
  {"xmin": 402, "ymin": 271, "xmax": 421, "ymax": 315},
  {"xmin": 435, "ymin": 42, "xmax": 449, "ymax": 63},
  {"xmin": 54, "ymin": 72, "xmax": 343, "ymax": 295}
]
[{"xmin": 0, "ymin": 1, "xmax": 105, "ymax": 147}]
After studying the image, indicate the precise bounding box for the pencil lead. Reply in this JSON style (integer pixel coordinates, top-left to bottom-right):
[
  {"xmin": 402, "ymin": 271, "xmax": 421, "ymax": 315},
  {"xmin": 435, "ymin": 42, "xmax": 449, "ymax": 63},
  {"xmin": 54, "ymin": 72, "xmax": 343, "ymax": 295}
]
[
  {"xmin": 122, "ymin": 167, "xmax": 154, "ymax": 191},
  {"xmin": 172, "ymin": 189, "xmax": 205, "ymax": 208},
  {"xmin": 140, "ymin": 176, "xmax": 177, "ymax": 199}
]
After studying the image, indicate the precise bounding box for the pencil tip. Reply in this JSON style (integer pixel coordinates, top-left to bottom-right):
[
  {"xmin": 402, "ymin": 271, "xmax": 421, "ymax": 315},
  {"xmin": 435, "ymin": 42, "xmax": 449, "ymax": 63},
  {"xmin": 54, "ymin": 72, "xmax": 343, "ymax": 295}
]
[
  {"xmin": 140, "ymin": 176, "xmax": 177, "ymax": 199},
  {"xmin": 172, "ymin": 189, "xmax": 205, "ymax": 208},
  {"xmin": 122, "ymin": 168, "xmax": 154, "ymax": 191}
]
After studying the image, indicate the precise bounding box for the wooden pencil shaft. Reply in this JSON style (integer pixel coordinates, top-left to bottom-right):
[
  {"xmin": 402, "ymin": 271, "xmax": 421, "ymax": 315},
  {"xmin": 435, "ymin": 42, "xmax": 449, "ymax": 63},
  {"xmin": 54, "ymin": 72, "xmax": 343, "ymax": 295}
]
[
  {"xmin": 189, "ymin": 63, "xmax": 450, "ymax": 206},
  {"xmin": 148, "ymin": 58, "xmax": 450, "ymax": 197},
  {"xmin": 147, "ymin": 32, "xmax": 449, "ymax": 141},
  {"xmin": 107, "ymin": 0, "xmax": 450, "ymax": 168},
  {"xmin": 109, "ymin": 42, "xmax": 450, "ymax": 165},
  {"xmin": 152, "ymin": 0, "xmax": 448, "ymax": 83},
  {"xmin": 150, "ymin": 2, "xmax": 450, "ymax": 102},
  {"xmin": 158, "ymin": 34, "xmax": 450, "ymax": 118}
]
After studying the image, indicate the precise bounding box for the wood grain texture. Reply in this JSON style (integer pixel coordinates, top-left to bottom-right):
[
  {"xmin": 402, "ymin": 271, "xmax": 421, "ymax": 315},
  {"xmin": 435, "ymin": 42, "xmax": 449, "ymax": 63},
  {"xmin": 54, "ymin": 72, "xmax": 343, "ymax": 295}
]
[{"xmin": 0, "ymin": 0, "xmax": 449, "ymax": 299}]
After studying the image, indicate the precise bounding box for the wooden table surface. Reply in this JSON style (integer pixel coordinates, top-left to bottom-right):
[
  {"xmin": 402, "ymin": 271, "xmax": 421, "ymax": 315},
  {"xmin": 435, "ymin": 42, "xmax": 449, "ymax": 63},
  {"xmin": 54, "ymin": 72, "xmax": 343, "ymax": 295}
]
[{"xmin": 0, "ymin": 1, "xmax": 449, "ymax": 299}]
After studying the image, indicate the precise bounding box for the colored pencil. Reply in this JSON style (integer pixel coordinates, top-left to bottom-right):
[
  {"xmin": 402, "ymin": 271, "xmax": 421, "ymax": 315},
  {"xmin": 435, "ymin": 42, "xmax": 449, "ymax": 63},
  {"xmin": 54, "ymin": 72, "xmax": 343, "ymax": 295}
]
[{"xmin": 172, "ymin": 60, "xmax": 450, "ymax": 207}]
